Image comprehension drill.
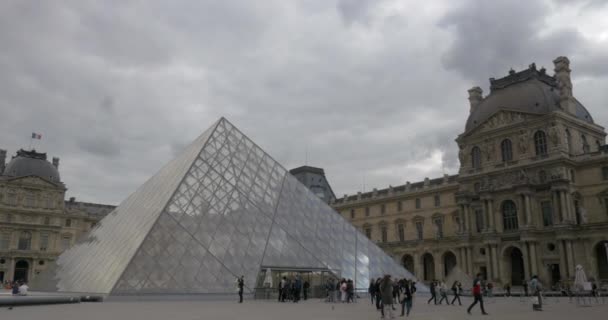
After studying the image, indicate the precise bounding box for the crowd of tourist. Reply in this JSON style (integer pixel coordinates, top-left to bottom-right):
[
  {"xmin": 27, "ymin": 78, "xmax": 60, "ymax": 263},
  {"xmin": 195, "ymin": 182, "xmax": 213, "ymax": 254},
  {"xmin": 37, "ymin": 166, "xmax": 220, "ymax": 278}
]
[
  {"xmin": 2, "ymin": 280, "xmax": 29, "ymax": 296},
  {"xmin": 277, "ymin": 275, "xmax": 310, "ymax": 303}
]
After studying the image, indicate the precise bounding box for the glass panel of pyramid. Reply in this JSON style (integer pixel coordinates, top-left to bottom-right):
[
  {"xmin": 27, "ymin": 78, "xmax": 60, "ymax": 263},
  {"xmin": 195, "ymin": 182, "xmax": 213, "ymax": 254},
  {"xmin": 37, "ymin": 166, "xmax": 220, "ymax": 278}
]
[{"xmin": 32, "ymin": 117, "xmax": 416, "ymax": 295}]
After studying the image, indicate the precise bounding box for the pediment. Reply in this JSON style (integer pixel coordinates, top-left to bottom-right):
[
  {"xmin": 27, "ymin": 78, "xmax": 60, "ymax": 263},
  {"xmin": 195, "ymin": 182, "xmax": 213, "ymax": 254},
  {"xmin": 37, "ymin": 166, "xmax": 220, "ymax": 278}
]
[
  {"xmin": 6, "ymin": 175, "xmax": 62, "ymax": 188},
  {"xmin": 465, "ymin": 110, "xmax": 542, "ymax": 137}
]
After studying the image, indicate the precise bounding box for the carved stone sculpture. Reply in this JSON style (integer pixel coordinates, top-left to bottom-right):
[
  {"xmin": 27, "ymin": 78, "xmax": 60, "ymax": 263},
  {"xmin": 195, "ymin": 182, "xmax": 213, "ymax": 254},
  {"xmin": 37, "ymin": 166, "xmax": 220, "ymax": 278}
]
[
  {"xmin": 518, "ymin": 132, "xmax": 529, "ymax": 154},
  {"xmin": 549, "ymin": 126, "xmax": 561, "ymax": 146}
]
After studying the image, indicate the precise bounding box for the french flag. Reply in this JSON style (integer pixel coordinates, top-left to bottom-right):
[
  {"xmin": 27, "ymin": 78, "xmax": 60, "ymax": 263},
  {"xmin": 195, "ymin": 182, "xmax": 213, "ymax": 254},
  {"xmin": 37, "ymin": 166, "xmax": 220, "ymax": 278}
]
[{"xmin": 31, "ymin": 132, "xmax": 42, "ymax": 140}]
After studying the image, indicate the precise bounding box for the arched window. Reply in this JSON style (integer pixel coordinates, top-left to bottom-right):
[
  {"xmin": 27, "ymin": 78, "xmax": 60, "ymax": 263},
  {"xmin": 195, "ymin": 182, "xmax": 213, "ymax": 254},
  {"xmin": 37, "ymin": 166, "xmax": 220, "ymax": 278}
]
[
  {"xmin": 471, "ymin": 146, "xmax": 481, "ymax": 168},
  {"xmin": 534, "ymin": 131, "xmax": 548, "ymax": 156},
  {"xmin": 18, "ymin": 231, "xmax": 32, "ymax": 250},
  {"xmin": 502, "ymin": 200, "xmax": 519, "ymax": 231},
  {"xmin": 501, "ymin": 139, "xmax": 513, "ymax": 162}
]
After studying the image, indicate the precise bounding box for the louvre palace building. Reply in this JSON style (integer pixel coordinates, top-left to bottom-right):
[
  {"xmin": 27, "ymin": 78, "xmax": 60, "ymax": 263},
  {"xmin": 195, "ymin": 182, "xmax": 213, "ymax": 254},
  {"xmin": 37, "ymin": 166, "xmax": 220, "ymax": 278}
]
[
  {"xmin": 0, "ymin": 149, "xmax": 115, "ymax": 283},
  {"xmin": 332, "ymin": 56, "xmax": 608, "ymax": 288}
]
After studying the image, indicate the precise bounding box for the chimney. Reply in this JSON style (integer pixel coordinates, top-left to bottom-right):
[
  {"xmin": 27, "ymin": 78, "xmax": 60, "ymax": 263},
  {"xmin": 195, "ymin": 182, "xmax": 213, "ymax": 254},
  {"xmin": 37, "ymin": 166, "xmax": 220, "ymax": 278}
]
[
  {"xmin": 69, "ymin": 197, "xmax": 76, "ymax": 203},
  {"xmin": 0, "ymin": 149, "xmax": 6, "ymax": 174},
  {"xmin": 553, "ymin": 56, "xmax": 576, "ymax": 114},
  {"xmin": 468, "ymin": 87, "xmax": 483, "ymax": 113},
  {"xmin": 52, "ymin": 157, "xmax": 60, "ymax": 169}
]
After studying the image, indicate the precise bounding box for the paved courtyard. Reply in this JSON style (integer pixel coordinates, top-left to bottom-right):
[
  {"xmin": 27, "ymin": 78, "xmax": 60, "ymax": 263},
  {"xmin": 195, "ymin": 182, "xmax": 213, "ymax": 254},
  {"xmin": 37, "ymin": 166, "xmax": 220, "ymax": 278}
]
[{"xmin": 1, "ymin": 294, "xmax": 606, "ymax": 320}]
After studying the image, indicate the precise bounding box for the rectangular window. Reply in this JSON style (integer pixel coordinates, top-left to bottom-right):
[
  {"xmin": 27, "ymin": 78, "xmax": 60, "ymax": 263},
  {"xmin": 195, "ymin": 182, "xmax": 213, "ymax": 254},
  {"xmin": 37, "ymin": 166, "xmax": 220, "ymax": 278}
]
[
  {"xmin": 434, "ymin": 218, "xmax": 443, "ymax": 239},
  {"xmin": 25, "ymin": 193, "xmax": 35, "ymax": 208},
  {"xmin": 434, "ymin": 194, "xmax": 441, "ymax": 207},
  {"xmin": 40, "ymin": 232, "xmax": 49, "ymax": 251},
  {"xmin": 602, "ymin": 167, "xmax": 608, "ymax": 180},
  {"xmin": 381, "ymin": 226, "xmax": 388, "ymax": 243},
  {"xmin": 65, "ymin": 219, "xmax": 71, "ymax": 227},
  {"xmin": 415, "ymin": 221, "xmax": 423, "ymax": 240},
  {"xmin": 365, "ymin": 228, "xmax": 372, "ymax": 239},
  {"xmin": 541, "ymin": 201, "xmax": 553, "ymax": 226},
  {"xmin": 380, "ymin": 204, "xmax": 386, "ymax": 215},
  {"xmin": 350, "ymin": 209, "xmax": 355, "ymax": 219},
  {"xmin": 0, "ymin": 232, "xmax": 10, "ymax": 250},
  {"xmin": 398, "ymin": 224, "xmax": 405, "ymax": 242},
  {"xmin": 415, "ymin": 198, "xmax": 421, "ymax": 209},
  {"xmin": 61, "ymin": 237, "xmax": 71, "ymax": 250},
  {"xmin": 7, "ymin": 192, "xmax": 17, "ymax": 206},
  {"xmin": 397, "ymin": 201, "xmax": 402, "ymax": 211},
  {"xmin": 365, "ymin": 207, "xmax": 370, "ymax": 217},
  {"xmin": 475, "ymin": 209, "xmax": 484, "ymax": 233}
]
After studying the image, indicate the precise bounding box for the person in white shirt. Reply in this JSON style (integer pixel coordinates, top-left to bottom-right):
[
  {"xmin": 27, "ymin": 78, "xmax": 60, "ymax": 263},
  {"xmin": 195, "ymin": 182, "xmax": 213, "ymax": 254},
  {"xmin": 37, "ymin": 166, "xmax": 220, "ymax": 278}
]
[{"xmin": 18, "ymin": 282, "xmax": 29, "ymax": 296}]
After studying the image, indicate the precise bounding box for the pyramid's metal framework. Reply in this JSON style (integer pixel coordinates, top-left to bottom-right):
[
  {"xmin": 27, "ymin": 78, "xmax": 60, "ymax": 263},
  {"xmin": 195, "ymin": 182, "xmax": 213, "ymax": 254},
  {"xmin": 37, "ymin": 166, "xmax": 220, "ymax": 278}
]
[{"xmin": 33, "ymin": 118, "xmax": 415, "ymax": 295}]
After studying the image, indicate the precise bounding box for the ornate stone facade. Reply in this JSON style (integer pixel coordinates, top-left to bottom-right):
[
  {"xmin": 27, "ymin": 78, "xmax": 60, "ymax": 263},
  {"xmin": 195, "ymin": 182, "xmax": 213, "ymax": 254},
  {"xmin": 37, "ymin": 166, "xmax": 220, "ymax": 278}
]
[
  {"xmin": 332, "ymin": 57, "xmax": 608, "ymax": 288},
  {"xmin": 0, "ymin": 149, "xmax": 115, "ymax": 283}
]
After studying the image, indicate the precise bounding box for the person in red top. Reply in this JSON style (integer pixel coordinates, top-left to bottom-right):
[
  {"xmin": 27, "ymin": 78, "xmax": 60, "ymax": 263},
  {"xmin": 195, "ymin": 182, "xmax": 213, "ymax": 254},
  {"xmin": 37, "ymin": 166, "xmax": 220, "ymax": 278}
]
[{"xmin": 467, "ymin": 273, "xmax": 488, "ymax": 315}]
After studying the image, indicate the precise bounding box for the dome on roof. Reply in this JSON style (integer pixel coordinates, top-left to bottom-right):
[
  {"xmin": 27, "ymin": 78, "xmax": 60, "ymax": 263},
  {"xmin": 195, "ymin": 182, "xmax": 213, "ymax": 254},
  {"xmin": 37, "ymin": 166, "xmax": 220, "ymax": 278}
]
[
  {"xmin": 465, "ymin": 66, "xmax": 593, "ymax": 132},
  {"xmin": 2, "ymin": 149, "xmax": 61, "ymax": 183}
]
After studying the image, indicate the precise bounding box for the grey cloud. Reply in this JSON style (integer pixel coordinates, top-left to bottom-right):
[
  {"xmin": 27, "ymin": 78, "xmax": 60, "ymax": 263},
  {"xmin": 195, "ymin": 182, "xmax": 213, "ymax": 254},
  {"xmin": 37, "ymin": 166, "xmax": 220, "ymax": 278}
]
[{"xmin": 0, "ymin": 1, "xmax": 606, "ymax": 204}]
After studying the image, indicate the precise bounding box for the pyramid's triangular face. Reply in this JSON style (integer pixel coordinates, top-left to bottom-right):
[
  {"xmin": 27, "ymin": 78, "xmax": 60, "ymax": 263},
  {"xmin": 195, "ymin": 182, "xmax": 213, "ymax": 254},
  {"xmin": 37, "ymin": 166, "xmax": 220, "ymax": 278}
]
[{"xmin": 33, "ymin": 118, "xmax": 415, "ymax": 295}]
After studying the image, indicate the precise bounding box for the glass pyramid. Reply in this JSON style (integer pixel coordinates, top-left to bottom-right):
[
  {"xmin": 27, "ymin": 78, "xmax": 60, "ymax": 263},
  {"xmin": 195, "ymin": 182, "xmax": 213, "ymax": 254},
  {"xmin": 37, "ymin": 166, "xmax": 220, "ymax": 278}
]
[{"xmin": 32, "ymin": 118, "xmax": 416, "ymax": 295}]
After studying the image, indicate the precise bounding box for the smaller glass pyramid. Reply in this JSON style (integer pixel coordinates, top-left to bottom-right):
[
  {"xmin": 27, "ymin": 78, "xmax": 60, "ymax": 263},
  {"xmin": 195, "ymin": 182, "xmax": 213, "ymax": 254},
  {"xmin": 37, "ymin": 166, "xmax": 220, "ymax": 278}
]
[{"xmin": 32, "ymin": 118, "xmax": 416, "ymax": 295}]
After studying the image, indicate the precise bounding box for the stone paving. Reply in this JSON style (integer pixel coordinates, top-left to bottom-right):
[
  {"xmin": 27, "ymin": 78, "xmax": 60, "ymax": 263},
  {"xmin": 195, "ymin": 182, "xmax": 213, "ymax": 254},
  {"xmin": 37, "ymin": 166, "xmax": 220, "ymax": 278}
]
[{"xmin": 0, "ymin": 294, "xmax": 606, "ymax": 320}]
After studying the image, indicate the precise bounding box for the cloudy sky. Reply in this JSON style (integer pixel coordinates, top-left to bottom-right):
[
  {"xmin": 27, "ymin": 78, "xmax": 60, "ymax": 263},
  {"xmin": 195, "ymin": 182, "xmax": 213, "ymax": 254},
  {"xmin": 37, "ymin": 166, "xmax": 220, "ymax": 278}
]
[{"xmin": 1, "ymin": 0, "xmax": 607, "ymax": 205}]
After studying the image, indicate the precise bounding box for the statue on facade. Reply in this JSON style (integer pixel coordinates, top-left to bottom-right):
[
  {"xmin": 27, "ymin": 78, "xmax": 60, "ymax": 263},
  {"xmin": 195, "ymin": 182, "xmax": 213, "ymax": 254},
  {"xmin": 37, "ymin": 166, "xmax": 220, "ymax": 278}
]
[
  {"xmin": 549, "ymin": 126, "xmax": 561, "ymax": 146},
  {"xmin": 518, "ymin": 131, "xmax": 529, "ymax": 154},
  {"xmin": 458, "ymin": 145, "xmax": 466, "ymax": 165},
  {"xmin": 483, "ymin": 140, "xmax": 495, "ymax": 161}
]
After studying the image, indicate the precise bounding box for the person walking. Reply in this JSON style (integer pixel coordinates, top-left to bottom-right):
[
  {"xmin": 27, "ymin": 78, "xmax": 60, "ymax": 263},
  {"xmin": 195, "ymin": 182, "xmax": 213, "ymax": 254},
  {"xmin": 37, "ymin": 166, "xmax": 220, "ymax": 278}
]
[
  {"xmin": 303, "ymin": 280, "xmax": 309, "ymax": 300},
  {"xmin": 438, "ymin": 281, "xmax": 449, "ymax": 305},
  {"xmin": 379, "ymin": 275, "xmax": 394, "ymax": 319},
  {"xmin": 400, "ymin": 280, "xmax": 413, "ymax": 317},
  {"xmin": 467, "ymin": 273, "xmax": 488, "ymax": 315},
  {"xmin": 427, "ymin": 280, "xmax": 437, "ymax": 305},
  {"xmin": 375, "ymin": 278, "xmax": 383, "ymax": 310},
  {"xmin": 293, "ymin": 275, "xmax": 302, "ymax": 303},
  {"xmin": 530, "ymin": 275, "xmax": 543, "ymax": 311},
  {"xmin": 450, "ymin": 281, "xmax": 462, "ymax": 306},
  {"xmin": 237, "ymin": 276, "xmax": 244, "ymax": 303},
  {"xmin": 279, "ymin": 276, "xmax": 287, "ymax": 302},
  {"xmin": 369, "ymin": 280, "xmax": 376, "ymax": 305}
]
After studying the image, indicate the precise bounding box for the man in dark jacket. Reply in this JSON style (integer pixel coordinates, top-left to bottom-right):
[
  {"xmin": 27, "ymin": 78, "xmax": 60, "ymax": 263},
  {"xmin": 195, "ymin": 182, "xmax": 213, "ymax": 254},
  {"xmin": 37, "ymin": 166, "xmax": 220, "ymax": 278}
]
[
  {"xmin": 237, "ymin": 276, "xmax": 244, "ymax": 303},
  {"xmin": 427, "ymin": 280, "xmax": 437, "ymax": 305},
  {"xmin": 379, "ymin": 275, "xmax": 394, "ymax": 319},
  {"xmin": 467, "ymin": 274, "xmax": 488, "ymax": 315},
  {"xmin": 400, "ymin": 280, "xmax": 413, "ymax": 316}
]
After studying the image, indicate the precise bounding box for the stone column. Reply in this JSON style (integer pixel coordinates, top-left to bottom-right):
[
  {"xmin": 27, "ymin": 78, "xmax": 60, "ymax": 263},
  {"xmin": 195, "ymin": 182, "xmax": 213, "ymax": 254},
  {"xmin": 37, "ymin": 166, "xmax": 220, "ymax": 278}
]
[
  {"xmin": 529, "ymin": 242, "xmax": 538, "ymax": 276},
  {"xmin": 565, "ymin": 192, "xmax": 575, "ymax": 223},
  {"xmin": 465, "ymin": 205, "xmax": 472, "ymax": 234},
  {"xmin": 491, "ymin": 245, "xmax": 499, "ymax": 282},
  {"xmin": 488, "ymin": 199, "xmax": 495, "ymax": 231},
  {"xmin": 413, "ymin": 253, "xmax": 421, "ymax": 279},
  {"xmin": 485, "ymin": 245, "xmax": 493, "ymax": 280},
  {"xmin": 559, "ymin": 240, "xmax": 569, "ymax": 279},
  {"xmin": 559, "ymin": 191, "xmax": 566, "ymax": 223},
  {"xmin": 553, "ymin": 191, "xmax": 562, "ymax": 223},
  {"xmin": 435, "ymin": 253, "xmax": 444, "ymax": 280},
  {"xmin": 522, "ymin": 242, "xmax": 531, "ymax": 281},
  {"xmin": 7, "ymin": 257, "xmax": 15, "ymax": 281},
  {"xmin": 566, "ymin": 240, "xmax": 575, "ymax": 277},
  {"xmin": 525, "ymin": 195, "xmax": 532, "ymax": 226},
  {"xmin": 467, "ymin": 247, "xmax": 474, "ymax": 276}
]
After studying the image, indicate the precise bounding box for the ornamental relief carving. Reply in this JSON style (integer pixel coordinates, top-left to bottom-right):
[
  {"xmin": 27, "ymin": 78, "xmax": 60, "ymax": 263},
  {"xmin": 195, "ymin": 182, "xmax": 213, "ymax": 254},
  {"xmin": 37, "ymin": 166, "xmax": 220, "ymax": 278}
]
[
  {"xmin": 480, "ymin": 111, "xmax": 529, "ymax": 131},
  {"xmin": 478, "ymin": 167, "xmax": 565, "ymax": 191}
]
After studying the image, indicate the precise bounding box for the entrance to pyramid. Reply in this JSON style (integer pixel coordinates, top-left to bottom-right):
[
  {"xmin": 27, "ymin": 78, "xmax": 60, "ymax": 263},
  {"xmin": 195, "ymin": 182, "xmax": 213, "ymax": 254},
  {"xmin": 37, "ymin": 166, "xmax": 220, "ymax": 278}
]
[{"xmin": 253, "ymin": 267, "xmax": 340, "ymax": 300}]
